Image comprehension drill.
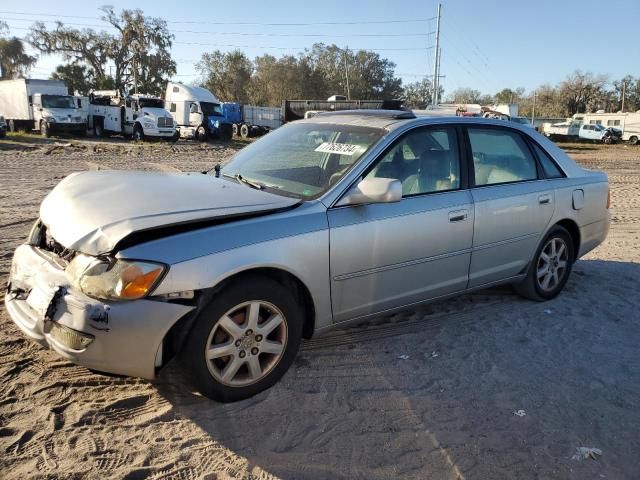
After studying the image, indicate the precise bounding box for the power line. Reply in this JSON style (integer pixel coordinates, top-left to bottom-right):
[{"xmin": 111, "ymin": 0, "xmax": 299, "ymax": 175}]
[
  {"xmin": 0, "ymin": 10, "xmax": 437, "ymax": 26},
  {"xmin": 2, "ymin": 17, "xmax": 436, "ymax": 38}
]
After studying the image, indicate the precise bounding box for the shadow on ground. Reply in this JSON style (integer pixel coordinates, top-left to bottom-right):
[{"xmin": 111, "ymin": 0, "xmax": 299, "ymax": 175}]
[{"xmin": 153, "ymin": 259, "xmax": 640, "ymax": 479}]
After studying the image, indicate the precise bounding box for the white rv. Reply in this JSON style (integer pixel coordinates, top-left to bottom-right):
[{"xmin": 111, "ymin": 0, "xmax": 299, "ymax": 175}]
[
  {"xmin": 165, "ymin": 82, "xmax": 231, "ymax": 141},
  {"xmin": 0, "ymin": 79, "xmax": 86, "ymax": 136},
  {"xmin": 573, "ymin": 112, "xmax": 640, "ymax": 144},
  {"xmin": 89, "ymin": 90, "xmax": 177, "ymax": 141}
]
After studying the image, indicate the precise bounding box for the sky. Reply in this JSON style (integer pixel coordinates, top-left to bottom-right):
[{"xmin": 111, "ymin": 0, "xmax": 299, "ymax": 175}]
[{"xmin": 2, "ymin": 0, "xmax": 639, "ymax": 97}]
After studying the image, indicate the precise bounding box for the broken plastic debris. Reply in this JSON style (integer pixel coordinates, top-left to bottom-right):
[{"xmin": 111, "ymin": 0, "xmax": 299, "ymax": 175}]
[
  {"xmin": 513, "ymin": 409, "xmax": 526, "ymax": 417},
  {"xmin": 572, "ymin": 447, "xmax": 602, "ymax": 461},
  {"xmin": 398, "ymin": 354, "xmax": 410, "ymax": 360},
  {"xmin": 430, "ymin": 352, "xmax": 439, "ymax": 358},
  {"xmin": 543, "ymin": 309, "xmax": 552, "ymax": 314}
]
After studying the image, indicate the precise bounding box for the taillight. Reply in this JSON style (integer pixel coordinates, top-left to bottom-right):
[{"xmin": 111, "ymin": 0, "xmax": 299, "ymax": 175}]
[{"xmin": 606, "ymin": 188, "xmax": 611, "ymax": 209}]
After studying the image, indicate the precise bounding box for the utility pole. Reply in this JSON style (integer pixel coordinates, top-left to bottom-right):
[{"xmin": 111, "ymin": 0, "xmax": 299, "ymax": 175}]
[
  {"xmin": 531, "ymin": 90, "xmax": 537, "ymax": 126},
  {"xmin": 621, "ymin": 80, "xmax": 626, "ymax": 112},
  {"xmin": 344, "ymin": 47, "xmax": 351, "ymax": 100},
  {"xmin": 432, "ymin": 3, "xmax": 442, "ymax": 106}
]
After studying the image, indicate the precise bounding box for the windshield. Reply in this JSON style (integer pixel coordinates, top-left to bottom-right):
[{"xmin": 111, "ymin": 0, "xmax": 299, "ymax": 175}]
[
  {"xmin": 41, "ymin": 95, "xmax": 75, "ymax": 109},
  {"xmin": 138, "ymin": 98, "xmax": 165, "ymax": 109},
  {"xmin": 201, "ymin": 102, "xmax": 223, "ymax": 116},
  {"xmin": 222, "ymin": 122, "xmax": 384, "ymax": 199}
]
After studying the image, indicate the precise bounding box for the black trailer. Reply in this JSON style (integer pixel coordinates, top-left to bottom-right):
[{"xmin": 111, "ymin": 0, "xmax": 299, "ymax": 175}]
[{"xmin": 281, "ymin": 99, "xmax": 405, "ymax": 123}]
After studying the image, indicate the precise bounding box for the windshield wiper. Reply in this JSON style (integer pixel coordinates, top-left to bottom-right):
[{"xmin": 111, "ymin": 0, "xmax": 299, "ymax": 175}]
[{"xmin": 222, "ymin": 172, "xmax": 264, "ymax": 190}]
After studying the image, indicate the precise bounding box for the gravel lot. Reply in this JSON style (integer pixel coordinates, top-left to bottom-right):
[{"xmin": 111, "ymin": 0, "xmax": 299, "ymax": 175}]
[{"xmin": 0, "ymin": 135, "xmax": 639, "ymax": 480}]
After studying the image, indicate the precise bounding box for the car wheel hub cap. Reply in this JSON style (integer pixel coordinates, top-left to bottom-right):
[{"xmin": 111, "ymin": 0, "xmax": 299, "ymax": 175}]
[
  {"xmin": 536, "ymin": 237, "xmax": 568, "ymax": 292},
  {"xmin": 205, "ymin": 300, "xmax": 287, "ymax": 387}
]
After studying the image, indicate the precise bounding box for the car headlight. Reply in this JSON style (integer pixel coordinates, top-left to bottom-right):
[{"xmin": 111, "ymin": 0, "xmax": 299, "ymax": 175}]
[{"xmin": 66, "ymin": 254, "xmax": 166, "ymax": 300}]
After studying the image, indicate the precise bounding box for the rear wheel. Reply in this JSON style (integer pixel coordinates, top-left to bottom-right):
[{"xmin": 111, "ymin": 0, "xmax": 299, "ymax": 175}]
[
  {"xmin": 94, "ymin": 121, "xmax": 104, "ymax": 138},
  {"xmin": 240, "ymin": 123, "xmax": 250, "ymax": 139},
  {"xmin": 180, "ymin": 275, "xmax": 303, "ymax": 402},
  {"xmin": 629, "ymin": 136, "xmax": 639, "ymax": 145},
  {"xmin": 515, "ymin": 225, "xmax": 574, "ymax": 301}
]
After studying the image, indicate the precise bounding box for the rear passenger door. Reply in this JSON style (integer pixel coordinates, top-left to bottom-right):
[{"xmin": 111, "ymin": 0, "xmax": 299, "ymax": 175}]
[{"xmin": 466, "ymin": 126, "xmax": 554, "ymax": 288}]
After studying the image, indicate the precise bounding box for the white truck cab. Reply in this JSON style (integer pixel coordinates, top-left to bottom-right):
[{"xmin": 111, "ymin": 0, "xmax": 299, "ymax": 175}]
[
  {"xmin": 0, "ymin": 79, "xmax": 86, "ymax": 136},
  {"xmin": 165, "ymin": 82, "xmax": 231, "ymax": 141},
  {"xmin": 89, "ymin": 90, "xmax": 177, "ymax": 141}
]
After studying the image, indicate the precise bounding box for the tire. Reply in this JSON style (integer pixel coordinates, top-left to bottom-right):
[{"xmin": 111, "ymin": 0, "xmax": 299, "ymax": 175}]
[
  {"xmin": 94, "ymin": 121, "xmax": 105, "ymax": 138},
  {"xmin": 240, "ymin": 123, "xmax": 250, "ymax": 139},
  {"xmin": 218, "ymin": 123, "xmax": 233, "ymax": 142},
  {"xmin": 168, "ymin": 130, "xmax": 179, "ymax": 142},
  {"xmin": 196, "ymin": 125, "xmax": 207, "ymax": 142},
  {"xmin": 603, "ymin": 136, "xmax": 612, "ymax": 145},
  {"xmin": 133, "ymin": 124, "xmax": 144, "ymax": 142},
  {"xmin": 180, "ymin": 275, "xmax": 303, "ymax": 402},
  {"xmin": 40, "ymin": 121, "xmax": 50, "ymax": 137},
  {"xmin": 515, "ymin": 225, "xmax": 575, "ymax": 301},
  {"xmin": 8, "ymin": 120, "xmax": 16, "ymax": 133},
  {"xmin": 629, "ymin": 136, "xmax": 639, "ymax": 145},
  {"xmin": 232, "ymin": 123, "xmax": 239, "ymax": 137}
]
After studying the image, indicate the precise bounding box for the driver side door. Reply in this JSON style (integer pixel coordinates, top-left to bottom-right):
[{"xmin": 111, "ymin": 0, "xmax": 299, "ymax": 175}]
[
  {"xmin": 189, "ymin": 102, "xmax": 202, "ymax": 127},
  {"xmin": 327, "ymin": 125, "xmax": 474, "ymax": 323}
]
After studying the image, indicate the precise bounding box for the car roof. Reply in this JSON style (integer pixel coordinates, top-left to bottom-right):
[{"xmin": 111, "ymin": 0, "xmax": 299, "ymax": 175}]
[{"xmin": 296, "ymin": 109, "xmax": 540, "ymax": 132}]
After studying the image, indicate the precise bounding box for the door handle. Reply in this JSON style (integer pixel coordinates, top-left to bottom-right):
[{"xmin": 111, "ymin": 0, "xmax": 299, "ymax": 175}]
[
  {"xmin": 538, "ymin": 194, "xmax": 551, "ymax": 205},
  {"xmin": 449, "ymin": 209, "xmax": 468, "ymax": 222}
]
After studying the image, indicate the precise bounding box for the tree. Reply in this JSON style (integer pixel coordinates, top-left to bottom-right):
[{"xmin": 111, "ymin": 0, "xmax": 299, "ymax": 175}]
[
  {"xmin": 196, "ymin": 50, "xmax": 253, "ymax": 103},
  {"xmin": 494, "ymin": 87, "xmax": 525, "ymax": 105},
  {"xmin": 0, "ymin": 23, "xmax": 37, "ymax": 79},
  {"xmin": 301, "ymin": 44, "xmax": 402, "ymax": 101},
  {"xmin": 558, "ymin": 70, "xmax": 608, "ymax": 115},
  {"xmin": 29, "ymin": 7, "xmax": 176, "ymax": 96},
  {"xmin": 403, "ymin": 78, "xmax": 435, "ymax": 108},
  {"xmin": 51, "ymin": 64, "xmax": 95, "ymax": 95}
]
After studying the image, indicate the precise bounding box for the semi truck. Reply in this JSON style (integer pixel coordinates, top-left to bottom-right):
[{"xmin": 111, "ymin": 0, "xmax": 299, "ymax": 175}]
[
  {"xmin": 0, "ymin": 79, "xmax": 87, "ymax": 137},
  {"xmin": 89, "ymin": 90, "xmax": 177, "ymax": 141},
  {"xmin": 164, "ymin": 82, "xmax": 232, "ymax": 141},
  {"xmin": 222, "ymin": 103, "xmax": 282, "ymax": 138}
]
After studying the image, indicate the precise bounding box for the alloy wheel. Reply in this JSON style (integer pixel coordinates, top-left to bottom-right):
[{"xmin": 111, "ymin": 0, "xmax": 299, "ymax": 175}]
[
  {"xmin": 536, "ymin": 237, "xmax": 569, "ymax": 292},
  {"xmin": 205, "ymin": 300, "xmax": 288, "ymax": 387}
]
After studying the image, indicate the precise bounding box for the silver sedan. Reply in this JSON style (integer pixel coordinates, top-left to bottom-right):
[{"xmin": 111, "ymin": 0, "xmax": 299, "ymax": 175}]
[{"xmin": 6, "ymin": 111, "xmax": 610, "ymax": 401}]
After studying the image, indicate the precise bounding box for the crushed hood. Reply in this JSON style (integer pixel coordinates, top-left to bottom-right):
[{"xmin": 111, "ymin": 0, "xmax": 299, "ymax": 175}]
[{"xmin": 40, "ymin": 170, "xmax": 299, "ymax": 255}]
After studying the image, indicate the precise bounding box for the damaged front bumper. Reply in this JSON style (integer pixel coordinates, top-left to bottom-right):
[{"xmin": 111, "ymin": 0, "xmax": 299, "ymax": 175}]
[{"xmin": 5, "ymin": 244, "xmax": 193, "ymax": 379}]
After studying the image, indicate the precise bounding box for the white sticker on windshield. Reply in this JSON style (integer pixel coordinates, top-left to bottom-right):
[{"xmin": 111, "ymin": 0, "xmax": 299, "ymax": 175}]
[{"xmin": 314, "ymin": 142, "xmax": 361, "ymax": 156}]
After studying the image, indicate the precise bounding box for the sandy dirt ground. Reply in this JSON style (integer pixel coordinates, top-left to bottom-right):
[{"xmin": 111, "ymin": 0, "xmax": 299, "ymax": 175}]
[{"xmin": 0, "ymin": 136, "xmax": 638, "ymax": 480}]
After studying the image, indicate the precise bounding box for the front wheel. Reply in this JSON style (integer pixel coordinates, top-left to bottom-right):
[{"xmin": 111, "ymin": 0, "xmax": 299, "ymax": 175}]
[
  {"xmin": 196, "ymin": 125, "xmax": 207, "ymax": 142},
  {"xmin": 515, "ymin": 225, "xmax": 574, "ymax": 301},
  {"xmin": 180, "ymin": 275, "xmax": 303, "ymax": 402},
  {"xmin": 133, "ymin": 124, "xmax": 144, "ymax": 142},
  {"xmin": 40, "ymin": 121, "xmax": 50, "ymax": 137}
]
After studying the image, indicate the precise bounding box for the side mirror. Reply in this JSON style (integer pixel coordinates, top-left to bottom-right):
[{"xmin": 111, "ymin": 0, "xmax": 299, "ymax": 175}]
[{"xmin": 336, "ymin": 177, "xmax": 402, "ymax": 207}]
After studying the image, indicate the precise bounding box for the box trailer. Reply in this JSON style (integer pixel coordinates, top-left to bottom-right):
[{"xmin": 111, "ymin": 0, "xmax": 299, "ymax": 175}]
[
  {"xmin": 223, "ymin": 103, "xmax": 282, "ymax": 138},
  {"xmin": 164, "ymin": 82, "xmax": 232, "ymax": 141},
  {"xmin": 0, "ymin": 79, "xmax": 87, "ymax": 136},
  {"xmin": 89, "ymin": 90, "xmax": 177, "ymax": 141},
  {"xmin": 281, "ymin": 99, "xmax": 404, "ymax": 123}
]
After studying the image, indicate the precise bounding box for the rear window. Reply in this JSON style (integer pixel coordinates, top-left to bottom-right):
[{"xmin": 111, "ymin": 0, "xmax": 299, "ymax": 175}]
[
  {"xmin": 468, "ymin": 128, "xmax": 538, "ymax": 186},
  {"xmin": 531, "ymin": 142, "xmax": 564, "ymax": 178}
]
